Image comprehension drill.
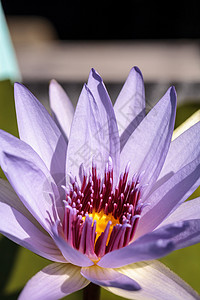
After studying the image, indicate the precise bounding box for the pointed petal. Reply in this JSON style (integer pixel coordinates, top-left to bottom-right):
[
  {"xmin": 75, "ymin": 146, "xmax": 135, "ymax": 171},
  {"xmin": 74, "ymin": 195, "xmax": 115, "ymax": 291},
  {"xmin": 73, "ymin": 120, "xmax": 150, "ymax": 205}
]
[
  {"xmin": 105, "ymin": 260, "xmax": 200, "ymax": 300},
  {"xmin": 81, "ymin": 265, "xmax": 140, "ymax": 291},
  {"xmin": 49, "ymin": 79, "xmax": 74, "ymax": 141},
  {"xmin": 114, "ymin": 66, "xmax": 145, "ymax": 150},
  {"xmin": 137, "ymin": 156, "xmax": 200, "ymax": 238},
  {"xmin": 66, "ymin": 84, "xmax": 106, "ymax": 181},
  {"xmin": 87, "ymin": 68, "xmax": 120, "ymax": 184},
  {"xmin": 154, "ymin": 198, "xmax": 200, "ymax": 252},
  {"xmin": 159, "ymin": 121, "xmax": 200, "ymax": 182},
  {"xmin": 67, "ymin": 74, "xmax": 120, "ymax": 185},
  {"xmin": 14, "ymin": 83, "xmax": 67, "ymax": 188},
  {"xmin": 158, "ymin": 198, "xmax": 200, "ymax": 227},
  {"xmin": 0, "ymin": 178, "xmax": 39, "ymax": 229},
  {"xmin": 0, "ymin": 130, "xmax": 61, "ymax": 233},
  {"xmin": 0, "ymin": 202, "xmax": 65, "ymax": 262},
  {"xmin": 52, "ymin": 227, "xmax": 93, "ymax": 267},
  {"xmin": 170, "ymin": 219, "xmax": 200, "ymax": 250},
  {"xmin": 120, "ymin": 87, "xmax": 176, "ymax": 194},
  {"xmin": 98, "ymin": 221, "xmax": 190, "ymax": 268},
  {"xmin": 19, "ymin": 263, "xmax": 89, "ymax": 300}
]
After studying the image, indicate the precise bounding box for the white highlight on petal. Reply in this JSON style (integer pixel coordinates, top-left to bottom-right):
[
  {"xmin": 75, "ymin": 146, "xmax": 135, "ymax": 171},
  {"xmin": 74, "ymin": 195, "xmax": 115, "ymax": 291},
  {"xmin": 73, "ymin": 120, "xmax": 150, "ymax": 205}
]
[
  {"xmin": 19, "ymin": 263, "xmax": 89, "ymax": 300},
  {"xmin": 106, "ymin": 260, "xmax": 200, "ymax": 300},
  {"xmin": 172, "ymin": 110, "xmax": 200, "ymax": 141}
]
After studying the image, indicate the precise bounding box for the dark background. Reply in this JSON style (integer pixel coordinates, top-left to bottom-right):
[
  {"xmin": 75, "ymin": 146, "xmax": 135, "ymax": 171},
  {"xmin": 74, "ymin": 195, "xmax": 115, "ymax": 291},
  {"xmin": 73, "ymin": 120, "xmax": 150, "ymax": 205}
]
[{"xmin": 2, "ymin": 0, "xmax": 200, "ymax": 40}]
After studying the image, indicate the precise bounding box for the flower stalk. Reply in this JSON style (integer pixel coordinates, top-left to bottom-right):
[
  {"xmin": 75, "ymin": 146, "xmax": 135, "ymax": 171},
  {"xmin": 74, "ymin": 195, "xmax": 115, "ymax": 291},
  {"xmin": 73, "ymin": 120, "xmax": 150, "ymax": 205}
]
[{"xmin": 83, "ymin": 283, "xmax": 101, "ymax": 300}]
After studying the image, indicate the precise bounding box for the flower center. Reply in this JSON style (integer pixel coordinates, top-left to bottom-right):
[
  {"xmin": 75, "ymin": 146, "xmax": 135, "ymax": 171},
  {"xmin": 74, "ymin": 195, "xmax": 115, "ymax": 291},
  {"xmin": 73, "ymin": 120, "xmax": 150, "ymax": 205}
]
[
  {"xmin": 83, "ymin": 210, "xmax": 120, "ymax": 245},
  {"xmin": 61, "ymin": 158, "xmax": 143, "ymax": 260}
]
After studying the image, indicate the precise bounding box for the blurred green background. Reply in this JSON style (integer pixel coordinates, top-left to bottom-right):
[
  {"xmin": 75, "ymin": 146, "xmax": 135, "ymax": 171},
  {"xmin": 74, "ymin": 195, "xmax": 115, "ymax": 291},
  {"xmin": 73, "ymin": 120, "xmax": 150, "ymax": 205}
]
[{"xmin": 0, "ymin": 80, "xmax": 200, "ymax": 300}]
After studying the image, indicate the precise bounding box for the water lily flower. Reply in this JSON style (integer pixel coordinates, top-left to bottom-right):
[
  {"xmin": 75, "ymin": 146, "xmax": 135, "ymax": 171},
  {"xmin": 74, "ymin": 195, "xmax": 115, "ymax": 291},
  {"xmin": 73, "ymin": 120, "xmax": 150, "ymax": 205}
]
[{"xmin": 0, "ymin": 67, "xmax": 200, "ymax": 300}]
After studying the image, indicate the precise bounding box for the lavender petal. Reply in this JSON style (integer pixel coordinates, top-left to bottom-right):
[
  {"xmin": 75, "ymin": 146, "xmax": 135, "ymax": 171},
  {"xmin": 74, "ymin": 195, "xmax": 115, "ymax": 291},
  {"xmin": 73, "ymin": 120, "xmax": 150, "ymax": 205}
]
[
  {"xmin": 120, "ymin": 86, "xmax": 176, "ymax": 196},
  {"xmin": 19, "ymin": 263, "xmax": 89, "ymax": 300},
  {"xmin": 81, "ymin": 265, "xmax": 140, "ymax": 291},
  {"xmin": 14, "ymin": 83, "xmax": 68, "ymax": 189},
  {"xmin": 98, "ymin": 221, "xmax": 190, "ymax": 268},
  {"xmin": 49, "ymin": 79, "xmax": 74, "ymax": 141},
  {"xmin": 0, "ymin": 202, "xmax": 66, "ymax": 262},
  {"xmin": 114, "ymin": 66, "xmax": 146, "ymax": 151}
]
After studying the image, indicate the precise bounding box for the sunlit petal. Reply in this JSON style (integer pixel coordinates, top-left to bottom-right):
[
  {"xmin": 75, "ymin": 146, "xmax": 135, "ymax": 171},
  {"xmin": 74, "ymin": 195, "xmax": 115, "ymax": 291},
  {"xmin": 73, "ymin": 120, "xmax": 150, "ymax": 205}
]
[
  {"xmin": 106, "ymin": 260, "xmax": 200, "ymax": 299},
  {"xmin": 19, "ymin": 263, "xmax": 89, "ymax": 300}
]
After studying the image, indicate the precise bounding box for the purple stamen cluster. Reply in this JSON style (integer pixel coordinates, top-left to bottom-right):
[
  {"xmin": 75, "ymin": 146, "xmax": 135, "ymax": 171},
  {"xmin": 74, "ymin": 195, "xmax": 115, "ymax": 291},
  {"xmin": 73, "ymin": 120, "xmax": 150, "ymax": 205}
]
[{"xmin": 62, "ymin": 159, "xmax": 143, "ymax": 260}]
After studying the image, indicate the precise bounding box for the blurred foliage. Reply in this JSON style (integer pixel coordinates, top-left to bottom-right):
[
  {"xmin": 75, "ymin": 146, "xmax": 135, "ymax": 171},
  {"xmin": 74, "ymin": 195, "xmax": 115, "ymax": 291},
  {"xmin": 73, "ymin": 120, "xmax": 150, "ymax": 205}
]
[
  {"xmin": 0, "ymin": 80, "xmax": 18, "ymax": 136},
  {"xmin": 0, "ymin": 80, "xmax": 18, "ymax": 180},
  {"xmin": 0, "ymin": 82, "xmax": 200, "ymax": 299},
  {"xmin": 175, "ymin": 101, "xmax": 200, "ymax": 129}
]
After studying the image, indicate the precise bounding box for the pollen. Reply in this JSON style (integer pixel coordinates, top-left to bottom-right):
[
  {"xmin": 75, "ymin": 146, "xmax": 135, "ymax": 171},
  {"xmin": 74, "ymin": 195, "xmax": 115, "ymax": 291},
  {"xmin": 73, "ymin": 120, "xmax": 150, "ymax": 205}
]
[
  {"xmin": 62, "ymin": 158, "xmax": 143, "ymax": 260},
  {"xmin": 84, "ymin": 210, "xmax": 120, "ymax": 244}
]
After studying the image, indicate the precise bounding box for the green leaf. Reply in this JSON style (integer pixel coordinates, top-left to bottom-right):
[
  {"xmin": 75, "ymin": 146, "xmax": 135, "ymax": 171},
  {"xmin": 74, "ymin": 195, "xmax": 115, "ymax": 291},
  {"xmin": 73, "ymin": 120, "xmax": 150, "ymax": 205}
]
[{"xmin": 0, "ymin": 80, "xmax": 18, "ymax": 179}]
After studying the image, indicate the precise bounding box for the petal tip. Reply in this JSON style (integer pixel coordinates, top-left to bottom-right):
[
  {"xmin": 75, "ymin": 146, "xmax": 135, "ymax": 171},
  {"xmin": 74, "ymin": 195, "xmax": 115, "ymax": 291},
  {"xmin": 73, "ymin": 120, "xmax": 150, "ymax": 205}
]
[
  {"xmin": 84, "ymin": 82, "xmax": 89, "ymax": 92},
  {"xmin": 169, "ymin": 85, "xmax": 177, "ymax": 97},
  {"xmin": 132, "ymin": 66, "xmax": 143, "ymax": 78},
  {"xmin": 49, "ymin": 78, "xmax": 58, "ymax": 86},
  {"xmin": 14, "ymin": 82, "xmax": 33, "ymax": 100},
  {"xmin": 49, "ymin": 79, "xmax": 65, "ymax": 94},
  {"xmin": 49, "ymin": 79, "xmax": 62, "ymax": 96},
  {"xmin": 170, "ymin": 85, "xmax": 177, "ymax": 107},
  {"xmin": 14, "ymin": 82, "xmax": 25, "ymax": 92},
  {"xmin": 89, "ymin": 68, "xmax": 103, "ymax": 83}
]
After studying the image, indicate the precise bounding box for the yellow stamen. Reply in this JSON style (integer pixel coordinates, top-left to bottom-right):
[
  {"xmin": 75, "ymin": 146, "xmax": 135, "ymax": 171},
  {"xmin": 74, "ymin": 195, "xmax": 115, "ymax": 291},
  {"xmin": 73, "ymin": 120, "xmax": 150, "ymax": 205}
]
[{"xmin": 83, "ymin": 210, "xmax": 120, "ymax": 245}]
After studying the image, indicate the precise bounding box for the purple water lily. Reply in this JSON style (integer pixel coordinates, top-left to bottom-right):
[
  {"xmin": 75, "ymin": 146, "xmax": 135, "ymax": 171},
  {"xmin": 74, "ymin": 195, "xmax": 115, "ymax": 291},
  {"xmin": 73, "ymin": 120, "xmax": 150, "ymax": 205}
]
[{"xmin": 0, "ymin": 67, "xmax": 200, "ymax": 299}]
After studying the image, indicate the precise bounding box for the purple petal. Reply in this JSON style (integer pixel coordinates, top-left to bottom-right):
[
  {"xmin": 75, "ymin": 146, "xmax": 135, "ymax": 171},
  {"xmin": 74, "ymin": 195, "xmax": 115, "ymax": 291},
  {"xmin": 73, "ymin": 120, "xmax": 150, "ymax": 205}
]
[
  {"xmin": 0, "ymin": 178, "xmax": 39, "ymax": 228},
  {"xmin": 81, "ymin": 265, "xmax": 140, "ymax": 291},
  {"xmin": 114, "ymin": 66, "xmax": 145, "ymax": 151},
  {"xmin": 107, "ymin": 260, "xmax": 200, "ymax": 300},
  {"xmin": 19, "ymin": 263, "xmax": 89, "ymax": 300},
  {"xmin": 158, "ymin": 197, "xmax": 200, "ymax": 227},
  {"xmin": 171, "ymin": 219, "xmax": 200, "ymax": 250},
  {"xmin": 14, "ymin": 83, "xmax": 68, "ymax": 189},
  {"xmin": 66, "ymin": 84, "xmax": 105, "ymax": 182},
  {"xmin": 98, "ymin": 221, "xmax": 189, "ymax": 268},
  {"xmin": 0, "ymin": 202, "xmax": 65, "ymax": 262},
  {"xmin": 52, "ymin": 227, "xmax": 93, "ymax": 267},
  {"xmin": 0, "ymin": 130, "xmax": 61, "ymax": 233},
  {"xmin": 66, "ymin": 70, "xmax": 120, "ymax": 185},
  {"xmin": 49, "ymin": 79, "xmax": 74, "ymax": 141},
  {"xmin": 137, "ymin": 155, "xmax": 200, "ymax": 238},
  {"xmin": 87, "ymin": 68, "xmax": 120, "ymax": 185},
  {"xmin": 158, "ymin": 121, "xmax": 200, "ymax": 185},
  {"xmin": 120, "ymin": 86, "xmax": 176, "ymax": 195}
]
